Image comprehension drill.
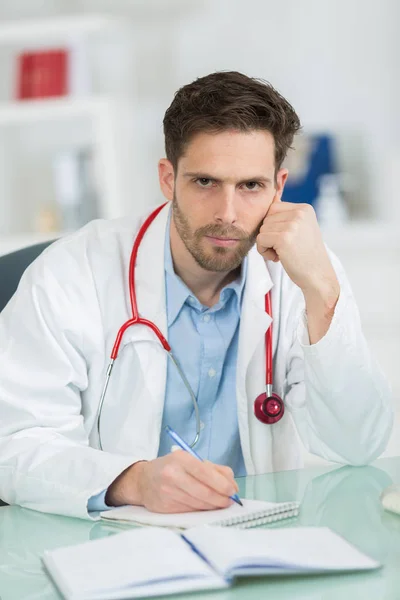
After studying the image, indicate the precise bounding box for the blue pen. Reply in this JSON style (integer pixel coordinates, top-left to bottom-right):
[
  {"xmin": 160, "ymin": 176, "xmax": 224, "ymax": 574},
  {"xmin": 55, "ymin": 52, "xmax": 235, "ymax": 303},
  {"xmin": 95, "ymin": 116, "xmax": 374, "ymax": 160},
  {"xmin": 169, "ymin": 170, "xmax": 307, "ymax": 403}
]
[{"xmin": 165, "ymin": 425, "xmax": 243, "ymax": 507}]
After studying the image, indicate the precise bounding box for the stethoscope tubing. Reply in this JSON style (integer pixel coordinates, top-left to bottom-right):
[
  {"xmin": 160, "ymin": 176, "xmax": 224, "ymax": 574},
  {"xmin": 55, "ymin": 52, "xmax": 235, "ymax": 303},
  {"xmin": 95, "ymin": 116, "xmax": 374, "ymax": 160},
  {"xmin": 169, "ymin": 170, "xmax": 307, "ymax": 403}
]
[{"xmin": 96, "ymin": 203, "xmax": 284, "ymax": 450}]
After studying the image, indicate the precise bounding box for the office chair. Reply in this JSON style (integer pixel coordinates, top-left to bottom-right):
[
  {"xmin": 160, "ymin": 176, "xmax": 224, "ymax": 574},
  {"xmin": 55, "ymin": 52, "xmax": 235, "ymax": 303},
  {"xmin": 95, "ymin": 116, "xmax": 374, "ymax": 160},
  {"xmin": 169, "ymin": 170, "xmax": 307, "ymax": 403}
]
[
  {"xmin": 0, "ymin": 239, "xmax": 54, "ymax": 506},
  {"xmin": 0, "ymin": 240, "xmax": 54, "ymax": 313}
]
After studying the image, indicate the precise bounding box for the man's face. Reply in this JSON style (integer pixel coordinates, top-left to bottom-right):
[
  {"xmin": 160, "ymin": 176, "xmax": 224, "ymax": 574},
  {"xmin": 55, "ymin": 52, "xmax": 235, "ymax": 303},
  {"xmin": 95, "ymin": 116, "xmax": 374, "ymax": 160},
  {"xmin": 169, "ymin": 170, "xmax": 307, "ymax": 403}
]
[{"xmin": 160, "ymin": 129, "xmax": 288, "ymax": 273}]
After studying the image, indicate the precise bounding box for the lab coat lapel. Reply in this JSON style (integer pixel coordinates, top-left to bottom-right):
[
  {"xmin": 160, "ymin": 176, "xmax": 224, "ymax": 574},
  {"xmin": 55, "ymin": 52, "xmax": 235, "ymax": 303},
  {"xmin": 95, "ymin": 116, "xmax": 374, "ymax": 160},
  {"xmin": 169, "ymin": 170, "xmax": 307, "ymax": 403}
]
[{"xmin": 237, "ymin": 247, "xmax": 273, "ymax": 474}]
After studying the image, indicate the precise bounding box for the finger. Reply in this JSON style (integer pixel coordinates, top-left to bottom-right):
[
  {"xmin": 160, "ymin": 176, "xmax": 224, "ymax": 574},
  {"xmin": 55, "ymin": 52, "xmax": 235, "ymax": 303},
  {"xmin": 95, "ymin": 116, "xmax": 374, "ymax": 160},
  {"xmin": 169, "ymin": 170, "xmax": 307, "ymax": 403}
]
[
  {"xmin": 213, "ymin": 464, "xmax": 239, "ymax": 492},
  {"xmin": 256, "ymin": 231, "xmax": 282, "ymax": 253},
  {"xmin": 262, "ymin": 211, "xmax": 300, "ymax": 226},
  {"xmin": 260, "ymin": 222, "xmax": 292, "ymax": 235},
  {"xmin": 175, "ymin": 473, "xmax": 232, "ymax": 510},
  {"xmin": 165, "ymin": 481, "xmax": 224, "ymax": 511},
  {"xmin": 268, "ymin": 201, "xmax": 306, "ymax": 216},
  {"xmin": 151, "ymin": 497, "xmax": 201, "ymax": 514},
  {"xmin": 183, "ymin": 456, "xmax": 237, "ymax": 498},
  {"xmin": 261, "ymin": 249, "xmax": 279, "ymax": 262}
]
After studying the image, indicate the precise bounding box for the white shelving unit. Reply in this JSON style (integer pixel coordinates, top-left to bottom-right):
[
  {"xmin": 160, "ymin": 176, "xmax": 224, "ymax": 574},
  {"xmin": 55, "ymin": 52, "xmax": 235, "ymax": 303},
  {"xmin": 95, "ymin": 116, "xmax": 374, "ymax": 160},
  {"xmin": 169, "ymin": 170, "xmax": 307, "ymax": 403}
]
[
  {"xmin": 0, "ymin": 96, "xmax": 106, "ymax": 124},
  {"xmin": 0, "ymin": 14, "xmax": 135, "ymax": 254},
  {"xmin": 0, "ymin": 14, "xmax": 123, "ymax": 42}
]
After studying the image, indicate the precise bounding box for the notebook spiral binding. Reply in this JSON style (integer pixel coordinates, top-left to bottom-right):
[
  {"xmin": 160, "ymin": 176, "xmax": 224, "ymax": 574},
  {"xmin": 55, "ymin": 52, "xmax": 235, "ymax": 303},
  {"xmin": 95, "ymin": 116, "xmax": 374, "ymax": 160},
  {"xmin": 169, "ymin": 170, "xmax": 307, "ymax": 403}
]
[{"xmin": 214, "ymin": 501, "xmax": 300, "ymax": 529}]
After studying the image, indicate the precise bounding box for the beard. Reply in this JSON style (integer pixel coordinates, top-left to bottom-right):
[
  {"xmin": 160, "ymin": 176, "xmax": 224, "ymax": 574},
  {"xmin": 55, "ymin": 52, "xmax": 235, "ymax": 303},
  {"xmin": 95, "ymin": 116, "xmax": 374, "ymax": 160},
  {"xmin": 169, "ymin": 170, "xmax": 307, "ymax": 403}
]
[{"xmin": 172, "ymin": 194, "xmax": 262, "ymax": 272}]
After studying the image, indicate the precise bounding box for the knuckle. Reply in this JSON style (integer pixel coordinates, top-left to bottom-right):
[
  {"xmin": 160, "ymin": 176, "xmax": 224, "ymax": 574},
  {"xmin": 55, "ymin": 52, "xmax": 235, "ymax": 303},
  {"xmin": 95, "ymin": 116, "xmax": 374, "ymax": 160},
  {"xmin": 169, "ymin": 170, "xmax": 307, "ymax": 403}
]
[{"xmin": 162, "ymin": 463, "xmax": 178, "ymax": 483}]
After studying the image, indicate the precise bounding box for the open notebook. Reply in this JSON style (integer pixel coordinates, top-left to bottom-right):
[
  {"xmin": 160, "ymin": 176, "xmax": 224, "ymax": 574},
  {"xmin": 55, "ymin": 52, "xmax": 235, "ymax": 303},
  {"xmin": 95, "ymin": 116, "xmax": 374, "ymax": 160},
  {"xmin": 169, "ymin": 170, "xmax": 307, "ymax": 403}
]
[
  {"xmin": 100, "ymin": 498, "xmax": 299, "ymax": 529},
  {"xmin": 43, "ymin": 525, "xmax": 380, "ymax": 600}
]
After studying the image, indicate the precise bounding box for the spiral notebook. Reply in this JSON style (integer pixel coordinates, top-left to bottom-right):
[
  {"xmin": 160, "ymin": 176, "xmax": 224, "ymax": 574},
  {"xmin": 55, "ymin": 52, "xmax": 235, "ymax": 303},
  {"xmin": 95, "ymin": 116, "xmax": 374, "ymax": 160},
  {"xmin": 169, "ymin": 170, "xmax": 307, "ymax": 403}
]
[{"xmin": 100, "ymin": 498, "xmax": 299, "ymax": 529}]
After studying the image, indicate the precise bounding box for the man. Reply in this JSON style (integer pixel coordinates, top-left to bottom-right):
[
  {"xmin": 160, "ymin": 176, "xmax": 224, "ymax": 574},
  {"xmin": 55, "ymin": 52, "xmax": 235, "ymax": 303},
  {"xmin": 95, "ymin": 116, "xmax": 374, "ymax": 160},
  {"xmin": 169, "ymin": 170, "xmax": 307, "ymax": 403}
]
[{"xmin": 0, "ymin": 72, "xmax": 393, "ymax": 519}]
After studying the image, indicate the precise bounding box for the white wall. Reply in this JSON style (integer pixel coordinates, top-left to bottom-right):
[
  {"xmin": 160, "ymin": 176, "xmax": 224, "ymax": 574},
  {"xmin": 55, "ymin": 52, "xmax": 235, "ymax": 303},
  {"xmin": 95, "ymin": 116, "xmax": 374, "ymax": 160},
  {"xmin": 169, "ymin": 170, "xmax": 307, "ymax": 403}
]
[{"xmin": 174, "ymin": 0, "xmax": 400, "ymax": 220}]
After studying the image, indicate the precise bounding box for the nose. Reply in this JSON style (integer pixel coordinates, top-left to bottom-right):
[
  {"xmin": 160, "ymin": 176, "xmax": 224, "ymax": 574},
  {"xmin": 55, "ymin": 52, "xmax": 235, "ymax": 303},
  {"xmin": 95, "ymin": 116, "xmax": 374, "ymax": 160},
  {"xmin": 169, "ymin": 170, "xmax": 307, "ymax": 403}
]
[{"xmin": 214, "ymin": 186, "xmax": 238, "ymax": 225}]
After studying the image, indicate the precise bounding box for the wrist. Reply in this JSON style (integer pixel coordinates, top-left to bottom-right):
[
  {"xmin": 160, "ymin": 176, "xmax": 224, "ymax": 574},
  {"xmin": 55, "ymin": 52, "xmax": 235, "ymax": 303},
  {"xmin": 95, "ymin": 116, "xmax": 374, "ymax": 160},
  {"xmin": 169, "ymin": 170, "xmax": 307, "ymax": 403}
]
[
  {"xmin": 302, "ymin": 276, "xmax": 340, "ymax": 315},
  {"xmin": 105, "ymin": 460, "xmax": 147, "ymax": 507},
  {"xmin": 302, "ymin": 277, "xmax": 340, "ymax": 345}
]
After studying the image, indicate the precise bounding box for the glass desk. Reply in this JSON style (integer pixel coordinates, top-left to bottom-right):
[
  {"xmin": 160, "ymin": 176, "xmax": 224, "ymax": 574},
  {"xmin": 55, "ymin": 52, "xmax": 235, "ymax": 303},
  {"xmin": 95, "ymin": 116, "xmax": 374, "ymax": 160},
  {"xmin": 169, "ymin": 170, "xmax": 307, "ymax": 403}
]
[{"xmin": 1, "ymin": 456, "xmax": 400, "ymax": 600}]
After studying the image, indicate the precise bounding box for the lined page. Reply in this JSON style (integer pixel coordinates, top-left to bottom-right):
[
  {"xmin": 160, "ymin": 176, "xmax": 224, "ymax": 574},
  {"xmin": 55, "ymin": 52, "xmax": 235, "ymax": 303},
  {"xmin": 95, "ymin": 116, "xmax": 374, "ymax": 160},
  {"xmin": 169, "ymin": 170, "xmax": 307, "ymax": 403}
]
[
  {"xmin": 100, "ymin": 499, "xmax": 297, "ymax": 529},
  {"xmin": 43, "ymin": 527, "xmax": 222, "ymax": 600},
  {"xmin": 184, "ymin": 526, "xmax": 380, "ymax": 577}
]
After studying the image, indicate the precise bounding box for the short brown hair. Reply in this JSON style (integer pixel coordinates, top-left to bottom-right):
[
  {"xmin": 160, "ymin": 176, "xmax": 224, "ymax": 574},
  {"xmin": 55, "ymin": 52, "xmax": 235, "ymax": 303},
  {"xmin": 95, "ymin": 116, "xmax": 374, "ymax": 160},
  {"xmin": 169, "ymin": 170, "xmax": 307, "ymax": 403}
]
[{"xmin": 163, "ymin": 71, "xmax": 301, "ymax": 172}]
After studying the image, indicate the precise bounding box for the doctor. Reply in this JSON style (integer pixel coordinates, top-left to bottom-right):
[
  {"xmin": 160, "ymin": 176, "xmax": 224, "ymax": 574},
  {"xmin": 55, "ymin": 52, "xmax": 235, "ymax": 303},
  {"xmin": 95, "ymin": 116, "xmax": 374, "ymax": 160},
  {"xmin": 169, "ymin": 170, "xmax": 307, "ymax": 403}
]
[{"xmin": 0, "ymin": 71, "xmax": 393, "ymax": 520}]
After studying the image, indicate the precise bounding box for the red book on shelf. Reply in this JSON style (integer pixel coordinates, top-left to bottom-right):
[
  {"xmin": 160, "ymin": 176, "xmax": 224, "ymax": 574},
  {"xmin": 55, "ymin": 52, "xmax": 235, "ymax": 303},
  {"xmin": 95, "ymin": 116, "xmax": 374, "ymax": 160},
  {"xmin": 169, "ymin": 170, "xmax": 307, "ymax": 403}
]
[{"xmin": 16, "ymin": 49, "xmax": 68, "ymax": 100}]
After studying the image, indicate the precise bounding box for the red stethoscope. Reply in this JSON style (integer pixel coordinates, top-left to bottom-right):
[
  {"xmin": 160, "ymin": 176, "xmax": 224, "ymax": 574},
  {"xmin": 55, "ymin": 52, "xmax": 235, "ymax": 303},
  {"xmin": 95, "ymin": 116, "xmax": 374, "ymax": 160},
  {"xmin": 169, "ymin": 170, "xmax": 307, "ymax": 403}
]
[{"xmin": 96, "ymin": 203, "xmax": 284, "ymax": 450}]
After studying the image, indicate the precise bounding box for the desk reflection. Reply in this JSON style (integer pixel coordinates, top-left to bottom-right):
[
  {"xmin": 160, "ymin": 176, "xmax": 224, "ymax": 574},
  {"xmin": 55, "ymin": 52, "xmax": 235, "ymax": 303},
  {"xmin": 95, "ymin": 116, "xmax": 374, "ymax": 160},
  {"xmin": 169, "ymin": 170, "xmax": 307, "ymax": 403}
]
[{"xmin": 0, "ymin": 462, "xmax": 399, "ymax": 600}]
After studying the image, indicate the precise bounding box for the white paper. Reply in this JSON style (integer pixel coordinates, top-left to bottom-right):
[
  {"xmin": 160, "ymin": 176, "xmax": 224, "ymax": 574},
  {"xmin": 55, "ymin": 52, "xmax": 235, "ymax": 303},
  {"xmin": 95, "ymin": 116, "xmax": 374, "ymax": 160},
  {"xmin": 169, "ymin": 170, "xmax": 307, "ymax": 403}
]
[
  {"xmin": 184, "ymin": 526, "xmax": 380, "ymax": 578},
  {"xmin": 43, "ymin": 527, "xmax": 223, "ymax": 600}
]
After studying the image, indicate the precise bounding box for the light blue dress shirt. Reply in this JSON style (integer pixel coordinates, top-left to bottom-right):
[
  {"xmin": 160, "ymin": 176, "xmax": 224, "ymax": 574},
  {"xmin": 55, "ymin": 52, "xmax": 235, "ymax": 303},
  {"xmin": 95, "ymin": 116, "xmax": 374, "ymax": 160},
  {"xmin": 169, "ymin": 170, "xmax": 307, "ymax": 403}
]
[
  {"xmin": 88, "ymin": 213, "xmax": 246, "ymax": 512},
  {"xmin": 157, "ymin": 219, "xmax": 247, "ymax": 475}
]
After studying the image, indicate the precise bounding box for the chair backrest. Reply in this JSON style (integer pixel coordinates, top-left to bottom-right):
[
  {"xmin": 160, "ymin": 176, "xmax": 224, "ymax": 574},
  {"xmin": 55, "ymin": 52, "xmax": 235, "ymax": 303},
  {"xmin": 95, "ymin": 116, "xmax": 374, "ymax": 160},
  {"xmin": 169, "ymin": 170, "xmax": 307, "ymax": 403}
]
[
  {"xmin": 0, "ymin": 240, "xmax": 54, "ymax": 506},
  {"xmin": 0, "ymin": 241, "xmax": 54, "ymax": 313}
]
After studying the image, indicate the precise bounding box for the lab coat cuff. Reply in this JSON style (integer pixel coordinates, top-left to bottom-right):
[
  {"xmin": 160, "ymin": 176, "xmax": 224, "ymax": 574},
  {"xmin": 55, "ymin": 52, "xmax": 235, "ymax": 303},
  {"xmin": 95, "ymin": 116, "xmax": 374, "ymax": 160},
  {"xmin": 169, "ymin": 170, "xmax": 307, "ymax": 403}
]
[
  {"xmin": 296, "ymin": 287, "xmax": 348, "ymax": 352},
  {"xmin": 82, "ymin": 454, "xmax": 141, "ymax": 521}
]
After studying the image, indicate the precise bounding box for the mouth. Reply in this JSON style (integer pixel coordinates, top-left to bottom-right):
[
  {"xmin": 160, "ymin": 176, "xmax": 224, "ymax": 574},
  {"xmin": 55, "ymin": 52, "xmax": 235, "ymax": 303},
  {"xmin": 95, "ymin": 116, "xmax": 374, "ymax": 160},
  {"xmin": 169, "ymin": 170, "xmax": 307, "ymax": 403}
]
[{"xmin": 205, "ymin": 235, "xmax": 241, "ymax": 248}]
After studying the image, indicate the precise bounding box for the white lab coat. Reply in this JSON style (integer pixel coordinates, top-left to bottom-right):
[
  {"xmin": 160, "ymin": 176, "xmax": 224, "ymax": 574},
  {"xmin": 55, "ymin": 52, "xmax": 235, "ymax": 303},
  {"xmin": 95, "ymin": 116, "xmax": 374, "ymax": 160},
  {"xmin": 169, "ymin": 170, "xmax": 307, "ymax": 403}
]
[{"xmin": 0, "ymin": 203, "xmax": 393, "ymax": 519}]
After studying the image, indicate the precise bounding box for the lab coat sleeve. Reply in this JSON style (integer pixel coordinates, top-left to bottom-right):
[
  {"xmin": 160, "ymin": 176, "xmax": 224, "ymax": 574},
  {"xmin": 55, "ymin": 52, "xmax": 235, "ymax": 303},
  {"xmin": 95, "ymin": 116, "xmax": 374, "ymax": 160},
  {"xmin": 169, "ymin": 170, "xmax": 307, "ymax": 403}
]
[
  {"xmin": 283, "ymin": 251, "xmax": 393, "ymax": 466},
  {"xmin": 0, "ymin": 241, "xmax": 138, "ymax": 520}
]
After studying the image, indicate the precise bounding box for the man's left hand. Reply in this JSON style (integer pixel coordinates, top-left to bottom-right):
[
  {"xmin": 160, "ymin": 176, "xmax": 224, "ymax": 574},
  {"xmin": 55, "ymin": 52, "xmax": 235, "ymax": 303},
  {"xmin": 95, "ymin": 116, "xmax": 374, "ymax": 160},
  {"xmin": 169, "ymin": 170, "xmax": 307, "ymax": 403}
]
[{"xmin": 256, "ymin": 199, "xmax": 340, "ymax": 343}]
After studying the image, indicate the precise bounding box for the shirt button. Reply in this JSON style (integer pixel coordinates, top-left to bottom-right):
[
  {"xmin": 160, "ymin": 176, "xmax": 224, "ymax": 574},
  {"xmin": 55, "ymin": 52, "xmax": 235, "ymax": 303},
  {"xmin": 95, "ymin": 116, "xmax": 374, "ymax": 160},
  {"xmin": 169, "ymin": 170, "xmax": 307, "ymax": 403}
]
[
  {"xmin": 203, "ymin": 314, "xmax": 211, "ymax": 323},
  {"xmin": 208, "ymin": 368, "xmax": 216, "ymax": 378},
  {"xmin": 189, "ymin": 296, "xmax": 196, "ymax": 304},
  {"xmin": 200, "ymin": 421, "xmax": 205, "ymax": 430}
]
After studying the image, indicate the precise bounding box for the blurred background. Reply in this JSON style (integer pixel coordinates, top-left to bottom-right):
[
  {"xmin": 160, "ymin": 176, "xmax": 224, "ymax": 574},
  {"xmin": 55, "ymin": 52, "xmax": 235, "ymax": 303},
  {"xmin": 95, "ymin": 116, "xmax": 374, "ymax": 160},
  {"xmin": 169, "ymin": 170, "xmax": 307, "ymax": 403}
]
[{"xmin": 0, "ymin": 0, "xmax": 398, "ymax": 463}]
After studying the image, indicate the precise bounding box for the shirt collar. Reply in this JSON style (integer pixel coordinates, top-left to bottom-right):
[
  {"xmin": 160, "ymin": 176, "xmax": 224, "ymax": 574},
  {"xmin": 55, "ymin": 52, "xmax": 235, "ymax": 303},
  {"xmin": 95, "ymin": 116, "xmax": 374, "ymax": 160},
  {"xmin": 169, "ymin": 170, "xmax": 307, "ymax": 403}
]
[{"xmin": 164, "ymin": 210, "xmax": 247, "ymax": 326}]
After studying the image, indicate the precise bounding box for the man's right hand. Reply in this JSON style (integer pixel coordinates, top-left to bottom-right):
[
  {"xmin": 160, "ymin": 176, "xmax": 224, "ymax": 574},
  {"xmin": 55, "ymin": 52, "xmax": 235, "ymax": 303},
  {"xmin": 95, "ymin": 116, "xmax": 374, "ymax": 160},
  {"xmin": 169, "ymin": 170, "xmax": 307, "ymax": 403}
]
[{"xmin": 105, "ymin": 450, "xmax": 239, "ymax": 513}]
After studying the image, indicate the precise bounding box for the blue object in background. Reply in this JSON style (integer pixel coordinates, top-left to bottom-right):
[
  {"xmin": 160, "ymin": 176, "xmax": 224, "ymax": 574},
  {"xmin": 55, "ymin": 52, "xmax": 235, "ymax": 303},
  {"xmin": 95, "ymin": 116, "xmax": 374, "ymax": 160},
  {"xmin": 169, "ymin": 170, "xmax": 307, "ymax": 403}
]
[{"xmin": 283, "ymin": 134, "xmax": 337, "ymax": 207}]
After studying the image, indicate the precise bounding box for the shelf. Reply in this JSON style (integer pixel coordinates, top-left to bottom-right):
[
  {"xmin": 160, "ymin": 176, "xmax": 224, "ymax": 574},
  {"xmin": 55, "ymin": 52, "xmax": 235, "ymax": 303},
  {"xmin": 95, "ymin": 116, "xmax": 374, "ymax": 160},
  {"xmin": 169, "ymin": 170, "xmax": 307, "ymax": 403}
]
[
  {"xmin": 0, "ymin": 96, "xmax": 109, "ymax": 125},
  {"xmin": 0, "ymin": 15, "xmax": 124, "ymax": 45}
]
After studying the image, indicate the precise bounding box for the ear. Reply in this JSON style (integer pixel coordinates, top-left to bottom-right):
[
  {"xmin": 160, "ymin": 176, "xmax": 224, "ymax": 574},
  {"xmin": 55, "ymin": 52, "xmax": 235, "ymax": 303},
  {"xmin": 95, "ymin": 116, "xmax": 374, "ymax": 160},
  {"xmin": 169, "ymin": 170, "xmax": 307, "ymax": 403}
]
[
  {"xmin": 274, "ymin": 168, "xmax": 289, "ymax": 201},
  {"xmin": 158, "ymin": 159, "xmax": 175, "ymax": 201}
]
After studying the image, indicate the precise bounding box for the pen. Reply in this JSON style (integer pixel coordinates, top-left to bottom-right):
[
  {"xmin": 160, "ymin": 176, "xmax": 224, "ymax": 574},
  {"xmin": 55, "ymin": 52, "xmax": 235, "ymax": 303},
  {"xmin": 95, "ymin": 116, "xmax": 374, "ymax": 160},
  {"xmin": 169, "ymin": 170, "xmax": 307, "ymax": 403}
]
[{"xmin": 165, "ymin": 425, "xmax": 243, "ymax": 507}]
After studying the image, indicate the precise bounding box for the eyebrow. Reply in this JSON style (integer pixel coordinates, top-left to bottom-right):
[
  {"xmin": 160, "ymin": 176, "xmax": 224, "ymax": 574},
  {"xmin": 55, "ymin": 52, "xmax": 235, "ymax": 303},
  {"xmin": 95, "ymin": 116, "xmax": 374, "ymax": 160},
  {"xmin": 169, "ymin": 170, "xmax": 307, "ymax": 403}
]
[{"xmin": 183, "ymin": 171, "xmax": 273, "ymax": 185}]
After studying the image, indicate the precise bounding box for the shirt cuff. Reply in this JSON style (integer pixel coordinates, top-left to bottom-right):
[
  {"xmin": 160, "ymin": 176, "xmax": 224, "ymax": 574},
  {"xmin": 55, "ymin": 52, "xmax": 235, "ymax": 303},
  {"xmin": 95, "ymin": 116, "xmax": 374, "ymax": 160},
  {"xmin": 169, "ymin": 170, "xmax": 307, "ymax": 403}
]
[{"xmin": 87, "ymin": 488, "xmax": 111, "ymax": 513}]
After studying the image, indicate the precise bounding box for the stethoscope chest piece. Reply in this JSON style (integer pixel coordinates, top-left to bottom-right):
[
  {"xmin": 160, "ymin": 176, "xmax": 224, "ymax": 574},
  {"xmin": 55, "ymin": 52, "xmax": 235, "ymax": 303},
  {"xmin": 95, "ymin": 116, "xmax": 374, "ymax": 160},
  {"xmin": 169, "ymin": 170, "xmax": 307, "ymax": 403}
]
[{"xmin": 254, "ymin": 391, "xmax": 285, "ymax": 425}]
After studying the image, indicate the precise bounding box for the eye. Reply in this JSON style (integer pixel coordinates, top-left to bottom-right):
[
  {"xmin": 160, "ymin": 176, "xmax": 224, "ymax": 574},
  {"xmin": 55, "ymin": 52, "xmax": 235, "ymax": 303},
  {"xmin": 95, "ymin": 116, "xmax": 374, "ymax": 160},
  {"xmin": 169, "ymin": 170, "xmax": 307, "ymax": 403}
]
[
  {"xmin": 195, "ymin": 178, "xmax": 214, "ymax": 188},
  {"xmin": 242, "ymin": 181, "xmax": 262, "ymax": 191}
]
